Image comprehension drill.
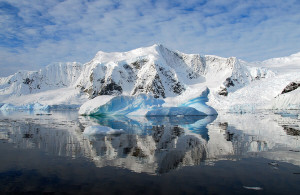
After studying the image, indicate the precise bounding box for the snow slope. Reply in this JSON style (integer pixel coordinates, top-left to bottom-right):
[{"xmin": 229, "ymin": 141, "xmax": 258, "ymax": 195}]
[
  {"xmin": 208, "ymin": 52, "xmax": 300, "ymax": 112},
  {"xmin": 0, "ymin": 62, "xmax": 88, "ymax": 108}
]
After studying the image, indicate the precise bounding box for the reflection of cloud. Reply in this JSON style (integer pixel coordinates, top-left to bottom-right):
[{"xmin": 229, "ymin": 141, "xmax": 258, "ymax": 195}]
[{"xmin": 1, "ymin": 0, "xmax": 300, "ymax": 76}]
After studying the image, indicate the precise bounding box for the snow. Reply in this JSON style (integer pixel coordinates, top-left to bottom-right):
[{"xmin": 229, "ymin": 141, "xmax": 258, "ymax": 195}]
[
  {"xmin": 254, "ymin": 51, "xmax": 300, "ymax": 73},
  {"xmin": 83, "ymin": 125, "xmax": 124, "ymax": 135},
  {"xmin": 209, "ymin": 72, "xmax": 300, "ymax": 112},
  {"xmin": 270, "ymin": 88, "xmax": 300, "ymax": 109}
]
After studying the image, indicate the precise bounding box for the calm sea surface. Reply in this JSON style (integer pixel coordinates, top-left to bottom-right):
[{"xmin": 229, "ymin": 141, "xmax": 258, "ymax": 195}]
[{"xmin": 0, "ymin": 110, "xmax": 299, "ymax": 194}]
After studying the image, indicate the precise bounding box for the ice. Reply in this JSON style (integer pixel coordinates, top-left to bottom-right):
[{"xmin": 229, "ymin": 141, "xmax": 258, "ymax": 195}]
[
  {"xmin": 146, "ymin": 107, "xmax": 206, "ymax": 116},
  {"xmin": 78, "ymin": 95, "xmax": 114, "ymax": 115},
  {"xmin": 79, "ymin": 91, "xmax": 218, "ymax": 116},
  {"xmin": 0, "ymin": 102, "xmax": 50, "ymax": 111},
  {"xmin": 79, "ymin": 94, "xmax": 165, "ymax": 116},
  {"xmin": 83, "ymin": 125, "xmax": 124, "ymax": 135},
  {"xmin": 180, "ymin": 88, "xmax": 218, "ymax": 115},
  {"xmin": 243, "ymin": 186, "xmax": 263, "ymax": 190}
]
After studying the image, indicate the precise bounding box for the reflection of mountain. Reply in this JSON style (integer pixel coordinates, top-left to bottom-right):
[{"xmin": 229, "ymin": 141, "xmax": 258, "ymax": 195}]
[
  {"xmin": 206, "ymin": 111, "xmax": 300, "ymax": 165},
  {"xmin": 0, "ymin": 113, "xmax": 213, "ymax": 174},
  {"xmin": 0, "ymin": 111, "xmax": 300, "ymax": 175}
]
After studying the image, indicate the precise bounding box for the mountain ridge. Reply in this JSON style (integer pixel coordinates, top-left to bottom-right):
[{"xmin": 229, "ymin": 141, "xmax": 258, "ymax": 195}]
[{"xmin": 0, "ymin": 44, "xmax": 299, "ymax": 112}]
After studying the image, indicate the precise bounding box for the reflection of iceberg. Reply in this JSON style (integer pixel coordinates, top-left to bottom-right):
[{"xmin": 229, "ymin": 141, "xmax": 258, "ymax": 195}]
[
  {"xmin": 180, "ymin": 115, "xmax": 217, "ymax": 140},
  {"xmin": 80, "ymin": 115, "xmax": 153, "ymax": 135}
]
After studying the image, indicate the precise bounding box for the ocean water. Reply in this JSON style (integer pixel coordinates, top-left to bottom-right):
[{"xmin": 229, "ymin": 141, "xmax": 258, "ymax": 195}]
[{"xmin": 0, "ymin": 110, "xmax": 299, "ymax": 194}]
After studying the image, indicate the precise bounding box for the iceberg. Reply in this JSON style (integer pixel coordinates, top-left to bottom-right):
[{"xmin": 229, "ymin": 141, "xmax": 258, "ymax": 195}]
[
  {"xmin": 79, "ymin": 90, "xmax": 218, "ymax": 116},
  {"xmin": 0, "ymin": 103, "xmax": 50, "ymax": 111},
  {"xmin": 146, "ymin": 107, "xmax": 206, "ymax": 116},
  {"xmin": 79, "ymin": 94, "xmax": 165, "ymax": 116},
  {"xmin": 179, "ymin": 88, "xmax": 217, "ymax": 115}
]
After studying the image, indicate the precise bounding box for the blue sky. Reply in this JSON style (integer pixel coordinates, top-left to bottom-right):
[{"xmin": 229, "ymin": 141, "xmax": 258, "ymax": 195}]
[{"xmin": 0, "ymin": 0, "xmax": 300, "ymax": 76}]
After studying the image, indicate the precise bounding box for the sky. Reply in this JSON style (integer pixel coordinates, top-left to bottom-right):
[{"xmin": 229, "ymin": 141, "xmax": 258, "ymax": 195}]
[{"xmin": 0, "ymin": 0, "xmax": 300, "ymax": 77}]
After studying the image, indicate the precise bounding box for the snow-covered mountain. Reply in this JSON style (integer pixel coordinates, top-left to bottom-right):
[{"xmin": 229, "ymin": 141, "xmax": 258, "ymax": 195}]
[
  {"xmin": 0, "ymin": 44, "xmax": 299, "ymax": 113},
  {"xmin": 0, "ymin": 62, "xmax": 82, "ymax": 96},
  {"xmin": 75, "ymin": 44, "xmax": 272, "ymax": 99}
]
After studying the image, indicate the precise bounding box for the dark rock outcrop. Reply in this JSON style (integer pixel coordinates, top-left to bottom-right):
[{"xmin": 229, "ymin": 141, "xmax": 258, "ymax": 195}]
[
  {"xmin": 281, "ymin": 81, "xmax": 300, "ymax": 95},
  {"xmin": 218, "ymin": 88, "xmax": 228, "ymax": 96}
]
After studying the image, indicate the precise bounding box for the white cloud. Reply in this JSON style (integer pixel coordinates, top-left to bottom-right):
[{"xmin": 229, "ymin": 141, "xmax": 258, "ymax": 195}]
[{"xmin": 1, "ymin": 0, "xmax": 300, "ymax": 76}]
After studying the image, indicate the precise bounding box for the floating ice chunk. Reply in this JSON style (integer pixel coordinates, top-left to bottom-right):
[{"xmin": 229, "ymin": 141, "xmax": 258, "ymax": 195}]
[
  {"xmin": 79, "ymin": 88, "xmax": 218, "ymax": 116},
  {"xmin": 79, "ymin": 94, "xmax": 164, "ymax": 116},
  {"xmin": 243, "ymin": 186, "xmax": 263, "ymax": 190},
  {"xmin": 83, "ymin": 125, "xmax": 124, "ymax": 135},
  {"xmin": 0, "ymin": 103, "xmax": 50, "ymax": 111},
  {"xmin": 180, "ymin": 88, "xmax": 217, "ymax": 115},
  {"xmin": 146, "ymin": 107, "xmax": 206, "ymax": 116}
]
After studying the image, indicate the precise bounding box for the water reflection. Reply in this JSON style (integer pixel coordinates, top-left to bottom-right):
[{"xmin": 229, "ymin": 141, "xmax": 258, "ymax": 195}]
[{"xmin": 0, "ymin": 110, "xmax": 299, "ymax": 175}]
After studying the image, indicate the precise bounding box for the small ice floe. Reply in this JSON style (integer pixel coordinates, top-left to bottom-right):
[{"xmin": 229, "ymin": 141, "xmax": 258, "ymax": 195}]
[
  {"xmin": 243, "ymin": 186, "xmax": 263, "ymax": 190},
  {"xmin": 268, "ymin": 162, "xmax": 279, "ymax": 167},
  {"xmin": 83, "ymin": 125, "xmax": 124, "ymax": 135},
  {"xmin": 289, "ymin": 149, "xmax": 300, "ymax": 152}
]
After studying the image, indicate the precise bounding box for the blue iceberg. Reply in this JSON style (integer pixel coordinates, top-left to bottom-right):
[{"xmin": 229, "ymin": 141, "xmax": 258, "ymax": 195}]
[
  {"xmin": 79, "ymin": 88, "xmax": 218, "ymax": 116},
  {"xmin": 146, "ymin": 107, "xmax": 206, "ymax": 116},
  {"xmin": 180, "ymin": 88, "xmax": 217, "ymax": 115}
]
